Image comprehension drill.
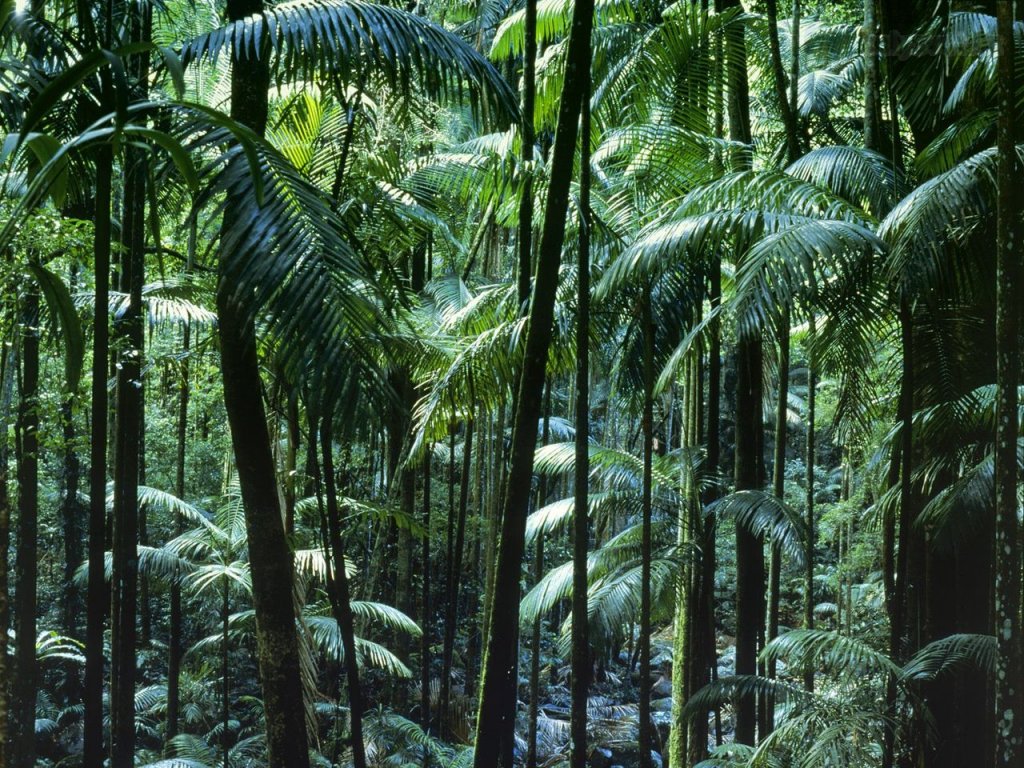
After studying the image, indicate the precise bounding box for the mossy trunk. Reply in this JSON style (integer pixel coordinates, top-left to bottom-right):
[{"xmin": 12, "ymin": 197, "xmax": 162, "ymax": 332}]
[{"xmin": 218, "ymin": 3, "xmax": 311, "ymax": 765}]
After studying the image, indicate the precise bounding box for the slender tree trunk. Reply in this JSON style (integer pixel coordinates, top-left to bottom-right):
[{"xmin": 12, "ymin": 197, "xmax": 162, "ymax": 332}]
[
  {"xmin": 472, "ymin": 0, "xmax": 593, "ymax": 753},
  {"xmin": 722, "ymin": 6, "xmax": 764, "ymax": 740},
  {"xmin": 441, "ymin": 416, "xmax": 474, "ymax": 740},
  {"xmin": 570, "ymin": 74, "xmax": 592, "ymax": 768},
  {"xmin": 0, "ymin": 346, "xmax": 12, "ymax": 768},
  {"xmin": 803, "ymin": 323, "xmax": 816, "ymax": 692},
  {"xmin": 517, "ymin": 0, "xmax": 537, "ymax": 311},
  {"xmin": 691, "ymin": 261, "xmax": 722, "ymax": 765},
  {"xmin": 439, "ymin": 425, "xmax": 456, "ymax": 737},
  {"xmin": 218, "ymin": 3, "xmax": 310, "ymax": 764},
  {"xmin": 421, "ymin": 449, "xmax": 432, "ymax": 768},
  {"xmin": 84, "ymin": 142, "xmax": 113, "ymax": 768},
  {"xmin": 527, "ymin": 380, "xmax": 552, "ymax": 768},
  {"xmin": 167, "ymin": 217, "xmax": 194, "ymax": 744},
  {"xmin": 60, "ymin": 381, "xmax": 84, "ymax": 640},
  {"xmin": 765, "ymin": 0, "xmax": 800, "ymax": 162},
  {"xmin": 863, "ymin": 0, "xmax": 882, "ymax": 152},
  {"xmin": 12, "ymin": 291, "xmax": 39, "ymax": 768},
  {"xmin": 222, "ymin": 579, "xmax": 231, "ymax": 767},
  {"xmin": 110, "ymin": 7, "xmax": 151, "ymax": 759},
  {"xmin": 320, "ymin": 418, "xmax": 367, "ymax": 768},
  {"xmin": 766, "ymin": 309, "xmax": 790, "ymax": 730},
  {"xmin": 789, "ymin": 0, "xmax": 802, "ymax": 145},
  {"xmin": 734, "ymin": 331, "xmax": 765, "ymax": 746},
  {"xmin": 638, "ymin": 291, "xmax": 655, "ymax": 768},
  {"xmin": 669, "ymin": 364, "xmax": 696, "ymax": 767},
  {"xmin": 993, "ymin": 1, "xmax": 1022, "ymax": 763}
]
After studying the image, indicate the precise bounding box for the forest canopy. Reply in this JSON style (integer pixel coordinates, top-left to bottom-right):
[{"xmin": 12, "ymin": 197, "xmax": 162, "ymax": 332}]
[{"xmin": 0, "ymin": 0, "xmax": 1022, "ymax": 767}]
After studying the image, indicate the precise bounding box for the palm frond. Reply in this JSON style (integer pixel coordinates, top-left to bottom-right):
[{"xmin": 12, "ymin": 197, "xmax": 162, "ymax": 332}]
[{"xmin": 181, "ymin": 0, "xmax": 518, "ymax": 121}]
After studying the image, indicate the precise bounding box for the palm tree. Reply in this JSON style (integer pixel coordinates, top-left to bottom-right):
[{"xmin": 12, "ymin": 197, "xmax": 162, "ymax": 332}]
[{"xmin": 992, "ymin": 0, "xmax": 1021, "ymax": 763}]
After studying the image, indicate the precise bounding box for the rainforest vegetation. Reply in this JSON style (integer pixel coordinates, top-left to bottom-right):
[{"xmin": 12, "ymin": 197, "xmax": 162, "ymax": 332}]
[{"xmin": 0, "ymin": 0, "xmax": 1021, "ymax": 766}]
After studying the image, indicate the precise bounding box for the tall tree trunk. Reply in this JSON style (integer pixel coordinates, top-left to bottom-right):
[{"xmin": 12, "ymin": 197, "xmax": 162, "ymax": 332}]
[
  {"xmin": 84, "ymin": 141, "xmax": 113, "ymax": 768},
  {"xmin": 222, "ymin": 579, "xmax": 231, "ymax": 767},
  {"xmin": 765, "ymin": 0, "xmax": 800, "ymax": 162},
  {"xmin": 472, "ymin": 0, "xmax": 593, "ymax": 754},
  {"xmin": 517, "ymin": 0, "xmax": 537, "ymax": 311},
  {"xmin": 527, "ymin": 381, "xmax": 553, "ymax": 768},
  {"xmin": 11, "ymin": 291, "xmax": 39, "ymax": 768},
  {"xmin": 789, "ymin": 0, "xmax": 801, "ymax": 141},
  {"xmin": 420, "ymin": 450, "xmax": 432, "ymax": 768},
  {"xmin": 734, "ymin": 331, "xmax": 765, "ymax": 746},
  {"xmin": 441, "ymin": 416, "xmax": 474, "ymax": 740},
  {"xmin": 60, "ymin": 306, "xmax": 84, "ymax": 640},
  {"xmin": 863, "ymin": 0, "xmax": 882, "ymax": 152},
  {"xmin": 638, "ymin": 291, "xmax": 655, "ymax": 768},
  {"xmin": 319, "ymin": 418, "xmax": 367, "ymax": 768},
  {"xmin": 803, "ymin": 322, "xmax": 816, "ymax": 692},
  {"xmin": 218, "ymin": 3, "xmax": 310, "ymax": 764},
  {"xmin": 993, "ymin": 1, "xmax": 1022, "ymax": 763},
  {"xmin": 570, "ymin": 72, "xmax": 592, "ymax": 768},
  {"xmin": 110, "ymin": 7, "xmax": 151, "ymax": 758},
  {"xmin": 722, "ymin": 4, "xmax": 764, "ymax": 740},
  {"xmin": 669, "ymin": 348, "xmax": 700, "ymax": 766},
  {"xmin": 0, "ymin": 346, "xmax": 13, "ymax": 768},
  {"xmin": 167, "ymin": 216, "xmax": 195, "ymax": 744},
  {"xmin": 691, "ymin": 261, "xmax": 722, "ymax": 766},
  {"xmin": 766, "ymin": 309, "xmax": 790, "ymax": 729}
]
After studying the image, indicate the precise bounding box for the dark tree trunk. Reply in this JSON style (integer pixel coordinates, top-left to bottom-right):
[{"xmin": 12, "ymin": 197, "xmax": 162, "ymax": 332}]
[
  {"xmin": 421, "ymin": 450, "xmax": 432, "ymax": 768},
  {"xmin": 167, "ymin": 217, "xmax": 194, "ymax": 743},
  {"xmin": 765, "ymin": 0, "xmax": 800, "ymax": 162},
  {"xmin": 218, "ymin": 4, "xmax": 310, "ymax": 764},
  {"xmin": 84, "ymin": 142, "xmax": 113, "ymax": 768},
  {"xmin": 803, "ymin": 325, "xmax": 816, "ymax": 692},
  {"xmin": 691, "ymin": 259, "xmax": 722, "ymax": 765},
  {"xmin": 734, "ymin": 332, "xmax": 765, "ymax": 746},
  {"xmin": 863, "ymin": 0, "xmax": 882, "ymax": 152},
  {"xmin": 638, "ymin": 292, "xmax": 655, "ymax": 768},
  {"xmin": 766, "ymin": 308, "xmax": 790, "ymax": 729},
  {"xmin": 472, "ymin": 0, "xmax": 593, "ymax": 755},
  {"xmin": 12, "ymin": 291, "xmax": 40, "ymax": 768},
  {"xmin": 527, "ymin": 381, "xmax": 553, "ymax": 768},
  {"xmin": 993, "ymin": 1, "xmax": 1022, "ymax": 763},
  {"xmin": 570, "ymin": 68, "xmax": 592, "ymax": 768},
  {"xmin": 441, "ymin": 416, "xmax": 473, "ymax": 740},
  {"xmin": 517, "ymin": 0, "xmax": 537, "ymax": 311},
  {"xmin": 319, "ymin": 418, "xmax": 367, "ymax": 768},
  {"xmin": 110, "ymin": 7, "xmax": 152, "ymax": 758},
  {"xmin": 0, "ymin": 347, "xmax": 13, "ymax": 766},
  {"xmin": 60, "ymin": 372, "xmax": 84, "ymax": 641}
]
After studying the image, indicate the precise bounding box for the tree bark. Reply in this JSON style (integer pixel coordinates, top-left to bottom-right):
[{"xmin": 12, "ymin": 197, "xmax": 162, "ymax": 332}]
[
  {"xmin": 320, "ymin": 418, "xmax": 367, "ymax": 768},
  {"xmin": 441, "ymin": 416, "xmax": 474, "ymax": 740},
  {"xmin": 167, "ymin": 215, "xmax": 195, "ymax": 744},
  {"xmin": 993, "ymin": 1, "xmax": 1022, "ymax": 763},
  {"xmin": 571, "ymin": 71, "xmax": 592, "ymax": 767},
  {"xmin": 766, "ymin": 308, "xmax": 790, "ymax": 729},
  {"xmin": 218, "ymin": 3, "xmax": 311, "ymax": 764},
  {"xmin": 83, "ymin": 141, "xmax": 112, "ymax": 768},
  {"xmin": 638, "ymin": 291, "xmax": 655, "ymax": 768},
  {"xmin": 421, "ymin": 450, "xmax": 432, "ymax": 768},
  {"xmin": 803, "ymin": 322, "xmax": 816, "ymax": 692},
  {"xmin": 862, "ymin": 0, "xmax": 882, "ymax": 152},
  {"xmin": 471, "ymin": 0, "xmax": 593, "ymax": 754},
  {"xmin": 0, "ymin": 346, "xmax": 13, "ymax": 768},
  {"xmin": 765, "ymin": 0, "xmax": 800, "ymax": 162},
  {"xmin": 110, "ymin": 9, "xmax": 149, "ymax": 750},
  {"xmin": 527, "ymin": 380, "xmax": 553, "ymax": 768},
  {"xmin": 11, "ymin": 291, "xmax": 39, "ymax": 768}
]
